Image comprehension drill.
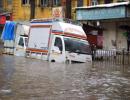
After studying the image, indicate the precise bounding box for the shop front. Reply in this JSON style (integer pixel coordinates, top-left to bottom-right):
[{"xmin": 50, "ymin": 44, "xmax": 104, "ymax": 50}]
[{"xmin": 76, "ymin": 2, "xmax": 130, "ymax": 50}]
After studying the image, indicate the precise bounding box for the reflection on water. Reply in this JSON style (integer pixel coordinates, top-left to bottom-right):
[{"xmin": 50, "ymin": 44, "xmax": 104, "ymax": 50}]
[{"xmin": 0, "ymin": 55, "xmax": 130, "ymax": 100}]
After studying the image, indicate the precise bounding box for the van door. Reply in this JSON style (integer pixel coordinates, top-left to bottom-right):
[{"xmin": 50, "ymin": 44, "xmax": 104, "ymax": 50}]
[
  {"xmin": 14, "ymin": 36, "xmax": 27, "ymax": 56},
  {"xmin": 49, "ymin": 36, "xmax": 65, "ymax": 63}
]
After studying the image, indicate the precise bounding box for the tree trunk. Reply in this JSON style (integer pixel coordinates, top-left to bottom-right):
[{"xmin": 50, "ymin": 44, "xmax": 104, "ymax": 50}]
[{"xmin": 30, "ymin": 0, "xmax": 35, "ymax": 20}]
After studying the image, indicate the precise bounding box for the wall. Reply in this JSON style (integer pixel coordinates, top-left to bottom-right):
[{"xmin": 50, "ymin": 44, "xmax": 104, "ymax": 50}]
[
  {"xmin": 12, "ymin": 0, "xmax": 55, "ymax": 21},
  {"xmin": 1, "ymin": 0, "xmax": 12, "ymax": 12},
  {"xmin": 102, "ymin": 22, "xmax": 116, "ymax": 49},
  {"xmin": 12, "ymin": 0, "xmax": 29, "ymax": 20},
  {"xmin": 71, "ymin": 0, "xmax": 77, "ymax": 20},
  {"xmin": 83, "ymin": 0, "xmax": 91, "ymax": 6},
  {"xmin": 102, "ymin": 21, "xmax": 129, "ymax": 50},
  {"xmin": 116, "ymin": 21, "xmax": 130, "ymax": 50}
]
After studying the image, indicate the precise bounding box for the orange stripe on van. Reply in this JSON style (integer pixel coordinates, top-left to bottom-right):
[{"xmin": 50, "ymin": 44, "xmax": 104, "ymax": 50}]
[
  {"xmin": 64, "ymin": 32, "xmax": 87, "ymax": 40},
  {"xmin": 26, "ymin": 48, "xmax": 48, "ymax": 53},
  {"xmin": 52, "ymin": 32, "xmax": 62, "ymax": 35}
]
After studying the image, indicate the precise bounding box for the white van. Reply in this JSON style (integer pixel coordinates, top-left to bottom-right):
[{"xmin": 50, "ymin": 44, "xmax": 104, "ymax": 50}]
[
  {"xmin": 26, "ymin": 18, "xmax": 92, "ymax": 63},
  {"xmin": 14, "ymin": 23, "xmax": 29, "ymax": 56},
  {"xmin": 2, "ymin": 21, "xmax": 29, "ymax": 56}
]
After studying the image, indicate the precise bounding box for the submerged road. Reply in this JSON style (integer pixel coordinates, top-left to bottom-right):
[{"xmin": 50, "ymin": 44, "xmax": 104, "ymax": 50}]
[{"xmin": 0, "ymin": 55, "xmax": 130, "ymax": 100}]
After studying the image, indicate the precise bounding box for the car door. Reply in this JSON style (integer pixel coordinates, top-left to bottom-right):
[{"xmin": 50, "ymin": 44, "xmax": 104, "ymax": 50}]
[
  {"xmin": 14, "ymin": 36, "xmax": 27, "ymax": 56},
  {"xmin": 49, "ymin": 36, "xmax": 65, "ymax": 63}
]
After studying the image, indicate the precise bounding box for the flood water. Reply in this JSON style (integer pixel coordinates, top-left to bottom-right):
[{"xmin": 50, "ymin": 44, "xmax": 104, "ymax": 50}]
[{"xmin": 0, "ymin": 55, "xmax": 130, "ymax": 100}]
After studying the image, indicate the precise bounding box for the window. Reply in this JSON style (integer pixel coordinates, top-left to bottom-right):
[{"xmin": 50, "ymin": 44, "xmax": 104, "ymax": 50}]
[
  {"xmin": 77, "ymin": 0, "xmax": 83, "ymax": 7},
  {"xmin": 7, "ymin": 0, "xmax": 12, "ymax": 4},
  {"xmin": 54, "ymin": 37, "xmax": 63, "ymax": 51},
  {"xmin": 91, "ymin": 0, "xmax": 98, "ymax": 5},
  {"xmin": 53, "ymin": 0, "xmax": 61, "ymax": 6},
  {"xmin": 18, "ymin": 37, "xmax": 24, "ymax": 47},
  {"xmin": 40, "ymin": 0, "xmax": 49, "ymax": 7},
  {"xmin": 64, "ymin": 38, "xmax": 91, "ymax": 55},
  {"xmin": 104, "ymin": 0, "xmax": 112, "ymax": 4},
  {"xmin": 22, "ymin": 0, "xmax": 30, "ymax": 5}
]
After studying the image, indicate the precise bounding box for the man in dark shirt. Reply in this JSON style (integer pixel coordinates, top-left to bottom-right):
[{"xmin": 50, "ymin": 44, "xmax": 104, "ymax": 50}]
[{"xmin": 127, "ymin": 31, "xmax": 130, "ymax": 51}]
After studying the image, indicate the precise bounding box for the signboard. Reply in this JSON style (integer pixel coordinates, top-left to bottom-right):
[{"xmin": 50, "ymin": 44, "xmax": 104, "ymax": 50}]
[
  {"xmin": 0, "ymin": 16, "xmax": 6, "ymax": 24},
  {"xmin": 76, "ymin": 6, "xmax": 126, "ymax": 20},
  {"xmin": 52, "ymin": 7, "xmax": 65, "ymax": 18}
]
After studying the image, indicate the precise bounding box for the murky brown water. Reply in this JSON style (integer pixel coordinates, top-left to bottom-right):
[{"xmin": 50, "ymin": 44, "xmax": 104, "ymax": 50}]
[{"xmin": 0, "ymin": 55, "xmax": 130, "ymax": 100}]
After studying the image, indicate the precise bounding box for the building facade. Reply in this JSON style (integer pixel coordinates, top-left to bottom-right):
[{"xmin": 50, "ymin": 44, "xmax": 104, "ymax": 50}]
[
  {"xmin": 76, "ymin": 0, "xmax": 130, "ymax": 50},
  {"xmin": 12, "ymin": 0, "xmax": 91, "ymax": 21},
  {"xmin": 0, "ymin": 0, "xmax": 91, "ymax": 36}
]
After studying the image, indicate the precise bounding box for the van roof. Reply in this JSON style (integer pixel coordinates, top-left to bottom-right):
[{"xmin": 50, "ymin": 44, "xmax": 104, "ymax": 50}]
[{"xmin": 31, "ymin": 18, "xmax": 81, "ymax": 26}]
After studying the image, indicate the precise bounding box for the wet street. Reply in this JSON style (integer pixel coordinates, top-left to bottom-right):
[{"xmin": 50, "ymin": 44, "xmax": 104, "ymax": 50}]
[{"xmin": 0, "ymin": 55, "xmax": 130, "ymax": 100}]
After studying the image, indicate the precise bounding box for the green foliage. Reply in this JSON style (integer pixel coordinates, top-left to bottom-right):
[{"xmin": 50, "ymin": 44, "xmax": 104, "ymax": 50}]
[{"xmin": 122, "ymin": 32, "xmax": 128, "ymax": 37}]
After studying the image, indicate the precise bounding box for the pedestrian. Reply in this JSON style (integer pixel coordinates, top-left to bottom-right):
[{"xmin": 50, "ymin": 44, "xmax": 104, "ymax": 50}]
[
  {"xmin": 127, "ymin": 31, "xmax": 130, "ymax": 52},
  {"xmin": 91, "ymin": 44, "xmax": 96, "ymax": 60}
]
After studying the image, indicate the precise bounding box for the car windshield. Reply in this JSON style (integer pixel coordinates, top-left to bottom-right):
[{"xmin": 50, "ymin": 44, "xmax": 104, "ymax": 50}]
[{"xmin": 64, "ymin": 37, "xmax": 91, "ymax": 54}]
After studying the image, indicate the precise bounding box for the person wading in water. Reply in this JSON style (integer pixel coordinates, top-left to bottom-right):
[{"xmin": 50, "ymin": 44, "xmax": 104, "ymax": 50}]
[{"xmin": 127, "ymin": 31, "xmax": 130, "ymax": 52}]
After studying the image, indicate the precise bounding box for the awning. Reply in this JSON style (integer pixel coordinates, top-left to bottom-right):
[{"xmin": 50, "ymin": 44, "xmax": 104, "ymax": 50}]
[{"xmin": 76, "ymin": 2, "xmax": 130, "ymax": 21}]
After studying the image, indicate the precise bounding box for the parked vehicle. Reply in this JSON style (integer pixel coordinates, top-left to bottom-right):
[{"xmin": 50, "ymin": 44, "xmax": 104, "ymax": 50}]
[
  {"xmin": 26, "ymin": 18, "xmax": 92, "ymax": 63},
  {"xmin": 1, "ymin": 21, "xmax": 29, "ymax": 56}
]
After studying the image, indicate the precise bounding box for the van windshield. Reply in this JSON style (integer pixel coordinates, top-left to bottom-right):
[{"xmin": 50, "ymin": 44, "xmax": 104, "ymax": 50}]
[{"xmin": 64, "ymin": 37, "xmax": 91, "ymax": 54}]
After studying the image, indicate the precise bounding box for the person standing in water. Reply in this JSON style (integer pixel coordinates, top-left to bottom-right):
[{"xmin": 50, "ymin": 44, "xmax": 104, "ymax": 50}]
[{"xmin": 127, "ymin": 31, "xmax": 130, "ymax": 52}]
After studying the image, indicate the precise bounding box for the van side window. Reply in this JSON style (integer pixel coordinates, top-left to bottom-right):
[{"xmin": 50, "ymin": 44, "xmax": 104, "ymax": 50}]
[
  {"xmin": 18, "ymin": 37, "xmax": 24, "ymax": 47},
  {"xmin": 54, "ymin": 37, "xmax": 63, "ymax": 51},
  {"xmin": 25, "ymin": 38, "xmax": 28, "ymax": 46}
]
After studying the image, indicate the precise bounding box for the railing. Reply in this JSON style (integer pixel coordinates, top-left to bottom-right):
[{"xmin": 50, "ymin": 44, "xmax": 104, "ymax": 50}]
[{"xmin": 92, "ymin": 49, "xmax": 130, "ymax": 65}]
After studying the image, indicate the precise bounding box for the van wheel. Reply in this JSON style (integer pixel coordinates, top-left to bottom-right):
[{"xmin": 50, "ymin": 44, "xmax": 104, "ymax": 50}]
[{"xmin": 51, "ymin": 60, "xmax": 55, "ymax": 62}]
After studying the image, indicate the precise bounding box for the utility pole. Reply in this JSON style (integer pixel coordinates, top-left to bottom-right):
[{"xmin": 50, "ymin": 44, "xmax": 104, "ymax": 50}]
[
  {"xmin": 66, "ymin": 0, "xmax": 71, "ymax": 19},
  {"xmin": 30, "ymin": 0, "xmax": 35, "ymax": 20}
]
